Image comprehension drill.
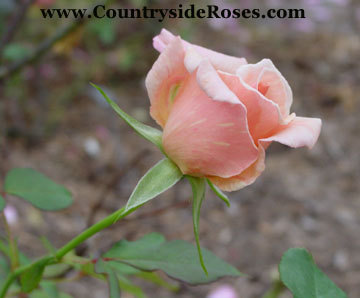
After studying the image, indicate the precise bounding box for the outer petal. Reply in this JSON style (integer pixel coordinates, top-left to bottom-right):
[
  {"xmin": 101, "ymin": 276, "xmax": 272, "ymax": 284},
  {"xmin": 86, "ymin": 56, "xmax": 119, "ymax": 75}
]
[
  {"xmin": 219, "ymin": 71, "xmax": 281, "ymax": 143},
  {"xmin": 237, "ymin": 59, "xmax": 293, "ymax": 118},
  {"xmin": 153, "ymin": 29, "xmax": 247, "ymax": 74},
  {"xmin": 197, "ymin": 60, "xmax": 239, "ymax": 104},
  {"xmin": 260, "ymin": 116, "xmax": 322, "ymax": 149},
  {"xmin": 208, "ymin": 116, "xmax": 321, "ymax": 191},
  {"xmin": 145, "ymin": 37, "xmax": 187, "ymax": 127},
  {"xmin": 208, "ymin": 144, "xmax": 266, "ymax": 192},
  {"xmin": 153, "ymin": 28, "xmax": 174, "ymax": 52},
  {"xmin": 162, "ymin": 61, "xmax": 259, "ymax": 178}
]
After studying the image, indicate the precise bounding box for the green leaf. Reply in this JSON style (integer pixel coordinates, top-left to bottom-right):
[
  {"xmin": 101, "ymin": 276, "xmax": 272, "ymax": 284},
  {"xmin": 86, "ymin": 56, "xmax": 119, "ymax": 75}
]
[
  {"xmin": 279, "ymin": 248, "xmax": 348, "ymax": 298},
  {"xmin": 3, "ymin": 43, "xmax": 30, "ymax": 61},
  {"xmin": 187, "ymin": 176, "xmax": 207, "ymax": 275},
  {"xmin": 107, "ymin": 270, "xmax": 121, "ymax": 298},
  {"xmin": 40, "ymin": 281, "xmax": 59, "ymax": 298},
  {"xmin": 136, "ymin": 271, "xmax": 179, "ymax": 292},
  {"xmin": 103, "ymin": 233, "xmax": 242, "ymax": 285},
  {"xmin": 43, "ymin": 263, "xmax": 71, "ymax": 278},
  {"xmin": 96, "ymin": 261, "xmax": 145, "ymax": 298},
  {"xmin": 0, "ymin": 194, "xmax": 5, "ymax": 211},
  {"xmin": 4, "ymin": 168, "xmax": 73, "ymax": 211},
  {"xmin": 0, "ymin": 255, "xmax": 10, "ymax": 288},
  {"xmin": 59, "ymin": 293, "xmax": 73, "ymax": 298},
  {"xmin": 80, "ymin": 262, "xmax": 105, "ymax": 280},
  {"xmin": 20, "ymin": 260, "xmax": 48, "ymax": 293},
  {"xmin": 62, "ymin": 252, "xmax": 105, "ymax": 281},
  {"xmin": 117, "ymin": 275, "xmax": 145, "ymax": 298},
  {"xmin": 29, "ymin": 290, "xmax": 50, "ymax": 298},
  {"xmin": 87, "ymin": 19, "xmax": 116, "ymax": 45},
  {"xmin": 90, "ymin": 83, "xmax": 163, "ymax": 151},
  {"xmin": 125, "ymin": 158, "xmax": 183, "ymax": 211},
  {"xmin": 0, "ymin": 239, "xmax": 31, "ymax": 266},
  {"xmin": 30, "ymin": 289, "xmax": 73, "ymax": 298},
  {"xmin": 206, "ymin": 179, "xmax": 230, "ymax": 207},
  {"xmin": 40, "ymin": 236, "xmax": 56, "ymax": 256},
  {"xmin": 106, "ymin": 257, "xmax": 178, "ymax": 292},
  {"xmin": 106, "ymin": 261, "xmax": 140, "ymax": 276},
  {"xmin": 96, "ymin": 259, "xmax": 121, "ymax": 298}
]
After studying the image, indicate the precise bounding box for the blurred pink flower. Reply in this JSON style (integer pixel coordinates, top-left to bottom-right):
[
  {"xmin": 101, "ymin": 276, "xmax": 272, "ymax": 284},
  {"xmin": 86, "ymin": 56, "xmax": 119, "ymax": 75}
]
[
  {"xmin": 4, "ymin": 205, "xmax": 18, "ymax": 226},
  {"xmin": 328, "ymin": 0, "xmax": 349, "ymax": 6},
  {"xmin": 292, "ymin": 19, "xmax": 315, "ymax": 33},
  {"xmin": 207, "ymin": 284, "xmax": 238, "ymax": 298},
  {"xmin": 208, "ymin": 0, "xmax": 239, "ymax": 32},
  {"xmin": 302, "ymin": 1, "xmax": 333, "ymax": 22},
  {"xmin": 266, "ymin": 0, "xmax": 283, "ymax": 7},
  {"xmin": 303, "ymin": 0, "xmax": 322, "ymax": 6},
  {"xmin": 312, "ymin": 6, "xmax": 333, "ymax": 22}
]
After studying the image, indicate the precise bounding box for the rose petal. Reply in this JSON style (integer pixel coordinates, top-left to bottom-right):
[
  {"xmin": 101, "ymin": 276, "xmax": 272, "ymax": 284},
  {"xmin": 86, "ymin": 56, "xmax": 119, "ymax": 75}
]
[
  {"xmin": 197, "ymin": 60, "xmax": 240, "ymax": 105},
  {"xmin": 153, "ymin": 29, "xmax": 247, "ymax": 74},
  {"xmin": 153, "ymin": 28, "xmax": 174, "ymax": 52},
  {"xmin": 208, "ymin": 143, "xmax": 266, "ymax": 191},
  {"xmin": 237, "ymin": 59, "xmax": 293, "ymax": 118},
  {"xmin": 184, "ymin": 47, "xmax": 204, "ymax": 73},
  {"xmin": 162, "ymin": 63, "xmax": 258, "ymax": 178},
  {"xmin": 219, "ymin": 71, "xmax": 281, "ymax": 143},
  {"xmin": 260, "ymin": 116, "xmax": 322, "ymax": 149},
  {"xmin": 208, "ymin": 116, "xmax": 322, "ymax": 191},
  {"xmin": 145, "ymin": 37, "xmax": 187, "ymax": 127}
]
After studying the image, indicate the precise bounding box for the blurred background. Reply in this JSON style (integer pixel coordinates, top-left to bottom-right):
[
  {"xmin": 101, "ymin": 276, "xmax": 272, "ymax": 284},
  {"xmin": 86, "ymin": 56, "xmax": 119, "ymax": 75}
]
[{"xmin": 0, "ymin": 0, "xmax": 359, "ymax": 297}]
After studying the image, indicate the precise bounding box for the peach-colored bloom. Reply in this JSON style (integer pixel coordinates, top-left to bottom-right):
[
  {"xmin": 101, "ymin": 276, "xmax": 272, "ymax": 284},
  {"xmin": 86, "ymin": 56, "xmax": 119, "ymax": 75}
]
[{"xmin": 146, "ymin": 29, "xmax": 321, "ymax": 191}]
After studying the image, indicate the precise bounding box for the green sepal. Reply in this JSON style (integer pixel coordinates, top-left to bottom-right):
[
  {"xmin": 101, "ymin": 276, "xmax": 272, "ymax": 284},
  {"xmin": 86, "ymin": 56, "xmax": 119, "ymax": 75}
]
[
  {"xmin": 125, "ymin": 158, "xmax": 183, "ymax": 212},
  {"xmin": 91, "ymin": 83, "xmax": 163, "ymax": 151},
  {"xmin": 206, "ymin": 179, "xmax": 230, "ymax": 207},
  {"xmin": 187, "ymin": 176, "xmax": 207, "ymax": 275}
]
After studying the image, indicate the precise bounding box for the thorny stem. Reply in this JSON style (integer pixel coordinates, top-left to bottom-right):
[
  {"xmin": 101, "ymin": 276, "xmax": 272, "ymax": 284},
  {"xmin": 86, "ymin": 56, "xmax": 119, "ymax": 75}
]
[{"xmin": 0, "ymin": 205, "xmax": 138, "ymax": 298}]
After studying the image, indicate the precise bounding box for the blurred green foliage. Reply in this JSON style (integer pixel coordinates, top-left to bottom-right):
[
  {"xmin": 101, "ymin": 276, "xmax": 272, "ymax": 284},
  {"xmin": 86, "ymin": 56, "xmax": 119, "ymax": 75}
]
[
  {"xmin": 0, "ymin": 0, "xmax": 200, "ymax": 143},
  {"xmin": 3, "ymin": 44, "xmax": 30, "ymax": 62}
]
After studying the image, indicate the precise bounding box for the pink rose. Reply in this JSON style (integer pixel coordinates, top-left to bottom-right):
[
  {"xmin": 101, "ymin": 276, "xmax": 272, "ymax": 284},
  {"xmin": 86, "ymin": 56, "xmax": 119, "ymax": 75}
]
[{"xmin": 146, "ymin": 29, "xmax": 321, "ymax": 191}]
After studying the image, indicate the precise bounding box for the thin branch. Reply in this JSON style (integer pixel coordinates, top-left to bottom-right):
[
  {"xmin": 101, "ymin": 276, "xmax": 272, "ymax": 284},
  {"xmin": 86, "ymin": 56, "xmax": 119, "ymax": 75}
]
[
  {"xmin": 0, "ymin": 0, "xmax": 115, "ymax": 81},
  {"xmin": 0, "ymin": 18, "xmax": 84, "ymax": 81},
  {"xmin": 0, "ymin": 0, "xmax": 36, "ymax": 57}
]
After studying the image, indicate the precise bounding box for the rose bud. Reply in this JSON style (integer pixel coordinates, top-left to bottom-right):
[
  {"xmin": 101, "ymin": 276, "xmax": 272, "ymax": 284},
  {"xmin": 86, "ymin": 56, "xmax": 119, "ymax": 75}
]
[{"xmin": 146, "ymin": 29, "xmax": 321, "ymax": 191}]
